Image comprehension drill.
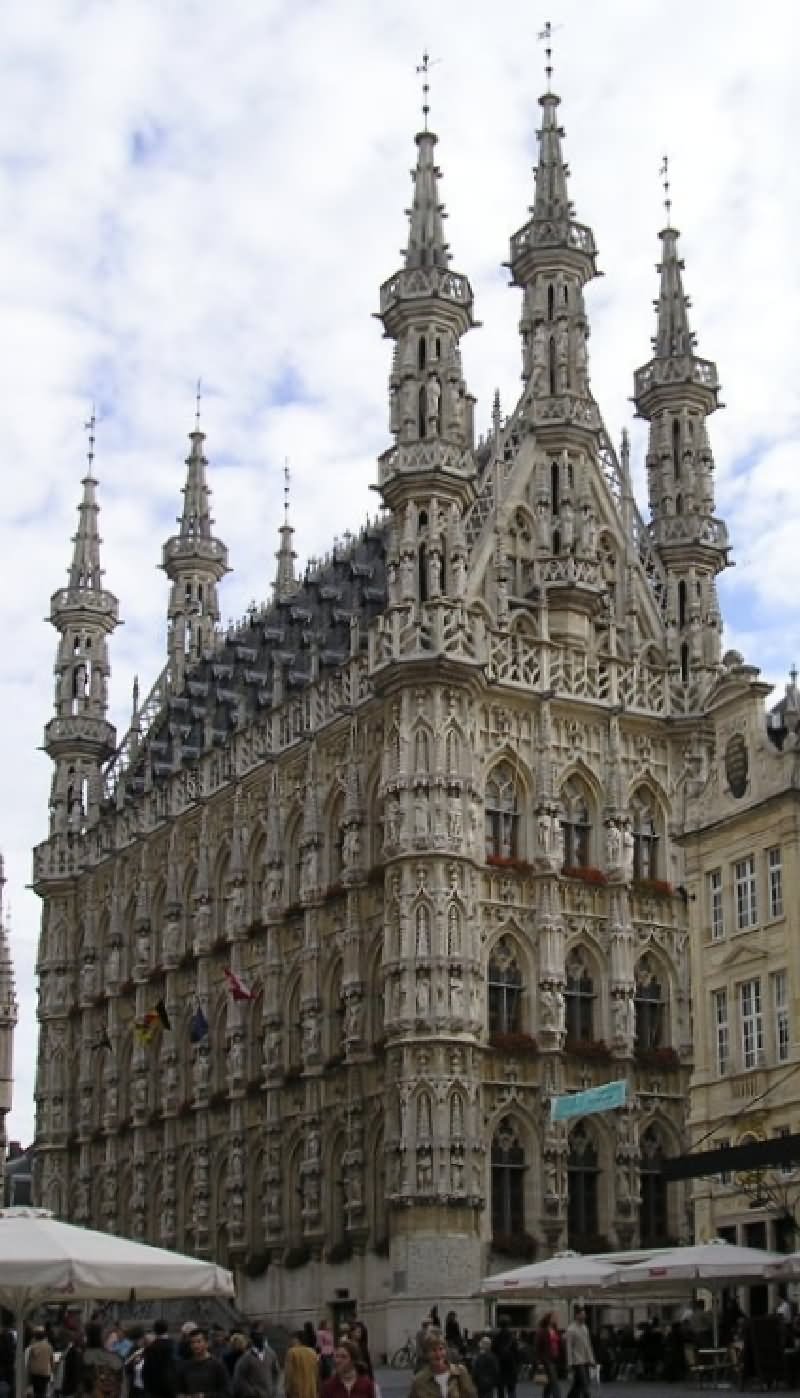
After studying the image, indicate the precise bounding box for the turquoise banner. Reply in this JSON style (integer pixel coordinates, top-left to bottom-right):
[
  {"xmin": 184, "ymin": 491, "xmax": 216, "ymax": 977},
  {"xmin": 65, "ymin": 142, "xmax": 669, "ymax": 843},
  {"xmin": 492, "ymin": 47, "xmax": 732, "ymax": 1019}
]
[{"xmin": 550, "ymin": 1079, "xmax": 628, "ymax": 1122}]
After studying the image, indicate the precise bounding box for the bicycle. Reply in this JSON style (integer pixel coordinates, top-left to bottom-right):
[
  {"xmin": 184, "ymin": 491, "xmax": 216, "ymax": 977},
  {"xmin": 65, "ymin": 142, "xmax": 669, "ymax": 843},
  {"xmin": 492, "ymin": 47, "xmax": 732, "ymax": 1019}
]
[{"xmin": 390, "ymin": 1336, "xmax": 416, "ymax": 1369}]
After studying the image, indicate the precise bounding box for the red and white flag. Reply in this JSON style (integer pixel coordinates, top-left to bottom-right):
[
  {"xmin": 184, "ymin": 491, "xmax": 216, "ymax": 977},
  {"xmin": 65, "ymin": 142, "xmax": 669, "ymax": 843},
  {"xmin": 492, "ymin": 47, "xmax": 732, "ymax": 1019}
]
[{"xmin": 223, "ymin": 967, "xmax": 255, "ymax": 1001}]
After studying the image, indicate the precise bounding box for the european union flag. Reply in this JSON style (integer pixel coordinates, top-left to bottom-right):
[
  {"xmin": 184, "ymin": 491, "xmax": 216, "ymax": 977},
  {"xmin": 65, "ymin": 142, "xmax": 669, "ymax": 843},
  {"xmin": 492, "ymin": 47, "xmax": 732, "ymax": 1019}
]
[{"xmin": 189, "ymin": 1006, "xmax": 209, "ymax": 1044}]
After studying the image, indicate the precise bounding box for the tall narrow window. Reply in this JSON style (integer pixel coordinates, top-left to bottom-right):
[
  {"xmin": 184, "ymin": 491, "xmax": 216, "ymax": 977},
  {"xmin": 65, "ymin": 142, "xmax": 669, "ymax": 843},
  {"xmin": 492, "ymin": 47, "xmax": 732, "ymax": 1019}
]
[
  {"xmin": 773, "ymin": 971, "xmax": 790, "ymax": 1063},
  {"xmin": 680, "ymin": 644, "xmax": 689, "ymax": 684},
  {"xmin": 740, "ymin": 978, "xmax": 764, "ymax": 1070},
  {"xmin": 631, "ymin": 793, "xmax": 659, "ymax": 880},
  {"xmin": 567, "ymin": 1123, "xmax": 599, "ymax": 1247},
  {"xmin": 639, "ymin": 1127, "xmax": 668, "ymax": 1247},
  {"xmin": 488, "ymin": 938, "xmax": 523, "ymax": 1035},
  {"xmin": 551, "ymin": 460, "xmax": 560, "ymax": 515},
  {"xmin": 418, "ymin": 545, "xmax": 428, "ymax": 602},
  {"xmin": 709, "ymin": 869, "xmax": 724, "ymax": 941},
  {"xmin": 418, "ymin": 386, "xmax": 426, "ymax": 439},
  {"xmin": 735, "ymin": 856, "xmax": 758, "ymax": 930},
  {"xmin": 484, "ymin": 763, "xmax": 520, "ymax": 860},
  {"xmin": 560, "ymin": 779, "xmax": 591, "ymax": 869},
  {"xmin": 672, "ymin": 419, "xmax": 681, "ymax": 479},
  {"xmin": 634, "ymin": 957, "xmax": 666, "ymax": 1050},
  {"xmin": 491, "ymin": 1118, "xmax": 526, "ymax": 1237},
  {"xmin": 565, "ymin": 952, "xmax": 595, "ymax": 1044},
  {"xmin": 418, "ymin": 336, "xmax": 426, "ymax": 370},
  {"xmin": 768, "ymin": 847, "xmax": 784, "ymax": 919},
  {"xmin": 712, "ymin": 988, "xmax": 729, "ymax": 1075},
  {"xmin": 547, "ymin": 284, "xmax": 555, "ymax": 320},
  {"xmin": 548, "ymin": 337, "xmax": 556, "ymax": 396},
  {"xmin": 678, "ymin": 580, "xmax": 687, "ymax": 629}
]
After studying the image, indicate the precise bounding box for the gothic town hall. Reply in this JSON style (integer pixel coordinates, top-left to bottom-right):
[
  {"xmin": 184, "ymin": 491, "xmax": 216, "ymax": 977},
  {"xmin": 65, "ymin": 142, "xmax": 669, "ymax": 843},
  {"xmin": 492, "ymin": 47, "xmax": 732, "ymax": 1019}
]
[{"xmin": 32, "ymin": 73, "xmax": 735, "ymax": 1345}]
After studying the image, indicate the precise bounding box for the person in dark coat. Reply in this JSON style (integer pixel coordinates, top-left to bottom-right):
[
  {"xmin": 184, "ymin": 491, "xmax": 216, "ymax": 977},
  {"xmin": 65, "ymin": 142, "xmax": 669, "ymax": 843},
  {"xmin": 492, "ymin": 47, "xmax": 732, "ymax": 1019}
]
[
  {"xmin": 142, "ymin": 1321, "xmax": 178, "ymax": 1398},
  {"xmin": 491, "ymin": 1319, "xmax": 520, "ymax": 1398},
  {"xmin": 472, "ymin": 1338, "xmax": 500, "ymax": 1398},
  {"xmin": 176, "ymin": 1330, "xmax": 230, "ymax": 1398}
]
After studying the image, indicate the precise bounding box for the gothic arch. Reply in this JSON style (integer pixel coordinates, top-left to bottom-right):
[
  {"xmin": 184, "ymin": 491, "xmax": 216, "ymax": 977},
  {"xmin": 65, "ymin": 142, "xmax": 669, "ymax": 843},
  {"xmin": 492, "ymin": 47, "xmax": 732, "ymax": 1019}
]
[
  {"xmin": 211, "ymin": 1147, "xmax": 228, "ymax": 1262},
  {"xmin": 181, "ymin": 865, "xmax": 197, "ymax": 956},
  {"xmin": 412, "ymin": 1085, "xmax": 435, "ymax": 1146},
  {"xmin": 248, "ymin": 984, "xmax": 264, "ymax": 1081},
  {"xmin": 365, "ymin": 766, "xmax": 384, "ymax": 867},
  {"xmin": 367, "ymin": 1118, "xmax": 387, "ymax": 1247},
  {"xmin": 484, "ymin": 755, "xmax": 529, "ymax": 861},
  {"xmin": 558, "ymin": 766, "xmax": 600, "ymax": 869},
  {"xmin": 627, "ymin": 781, "xmax": 667, "ymax": 880},
  {"xmin": 509, "ymin": 609, "xmax": 539, "ymax": 638},
  {"xmin": 633, "ymin": 947, "xmax": 675, "ymax": 1049},
  {"xmin": 324, "ymin": 958, "xmax": 345, "ymax": 1060},
  {"xmin": 564, "ymin": 939, "xmax": 606, "ymax": 1045},
  {"xmin": 284, "ymin": 1134, "xmax": 305, "ymax": 1247},
  {"xmin": 211, "ymin": 993, "xmax": 228, "ymax": 1092},
  {"xmin": 413, "ymin": 899, "xmax": 433, "ymax": 958},
  {"xmin": 150, "ymin": 878, "xmax": 165, "ymax": 960},
  {"xmin": 411, "ymin": 721, "xmax": 434, "ymax": 776},
  {"xmin": 326, "ymin": 1128, "xmax": 348, "ymax": 1248},
  {"xmin": 325, "ymin": 785, "xmax": 346, "ymax": 885},
  {"xmin": 284, "ymin": 972, "xmax": 303, "ymax": 1069},
  {"xmin": 212, "ymin": 844, "xmax": 230, "ymax": 938},
  {"xmin": 366, "ymin": 937, "xmax": 385, "ymax": 1045},
  {"xmin": 486, "ymin": 931, "xmax": 529, "ymax": 1037},
  {"xmin": 446, "ymin": 900, "xmax": 464, "ymax": 958},
  {"xmin": 567, "ymin": 1117, "xmax": 612, "ymax": 1248},
  {"xmin": 247, "ymin": 824, "xmax": 266, "ymax": 925},
  {"xmin": 284, "ymin": 813, "xmax": 304, "ymax": 905},
  {"xmin": 489, "ymin": 1110, "xmax": 538, "ymax": 1245}
]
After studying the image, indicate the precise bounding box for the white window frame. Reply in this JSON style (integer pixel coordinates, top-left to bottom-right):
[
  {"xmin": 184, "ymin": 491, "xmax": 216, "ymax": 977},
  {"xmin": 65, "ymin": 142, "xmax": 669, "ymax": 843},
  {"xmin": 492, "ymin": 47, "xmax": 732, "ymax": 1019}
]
[
  {"xmin": 709, "ymin": 869, "xmax": 724, "ymax": 940},
  {"xmin": 773, "ymin": 970, "xmax": 791, "ymax": 1063},
  {"xmin": 734, "ymin": 855, "xmax": 758, "ymax": 931},
  {"xmin": 768, "ymin": 847, "xmax": 784, "ymax": 920},
  {"xmin": 740, "ymin": 977, "xmax": 764, "ymax": 1069},
  {"xmin": 712, "ymin": 987, "xmax": 729, "ymax": 1075}
]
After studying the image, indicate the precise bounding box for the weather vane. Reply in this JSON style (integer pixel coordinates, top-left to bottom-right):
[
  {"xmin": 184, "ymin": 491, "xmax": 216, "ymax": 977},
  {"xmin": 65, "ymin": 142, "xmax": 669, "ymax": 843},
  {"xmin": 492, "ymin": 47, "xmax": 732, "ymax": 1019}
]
[
  {"xmin": 660, "ymin": 154, "xmax": 672, "ymax": 224},
  {"xmin": 416, "ymin": 51, "xmax": 441, "ymax": 132},
  {"xmin": 537, "ymin": 20, "xmax": 562, "ymax": 92},
  {"xmin": 84, "ymin": 404, "xmax": 96, "ymax": 472}
]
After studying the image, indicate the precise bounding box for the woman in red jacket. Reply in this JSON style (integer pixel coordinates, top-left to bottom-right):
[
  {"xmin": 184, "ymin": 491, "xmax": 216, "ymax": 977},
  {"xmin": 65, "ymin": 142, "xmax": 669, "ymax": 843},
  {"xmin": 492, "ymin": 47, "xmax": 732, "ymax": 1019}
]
[{"xmin": 321, "ymin": 1341, "xmax": 375, "ymax": 1398}]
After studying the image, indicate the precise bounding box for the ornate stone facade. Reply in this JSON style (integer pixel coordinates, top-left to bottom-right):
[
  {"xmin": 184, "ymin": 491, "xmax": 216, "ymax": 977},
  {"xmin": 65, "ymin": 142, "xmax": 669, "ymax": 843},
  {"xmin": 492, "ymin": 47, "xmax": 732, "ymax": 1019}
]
[{"xmin": 33, "ymin": 80, "xmax": 736, "ymax": 1346}]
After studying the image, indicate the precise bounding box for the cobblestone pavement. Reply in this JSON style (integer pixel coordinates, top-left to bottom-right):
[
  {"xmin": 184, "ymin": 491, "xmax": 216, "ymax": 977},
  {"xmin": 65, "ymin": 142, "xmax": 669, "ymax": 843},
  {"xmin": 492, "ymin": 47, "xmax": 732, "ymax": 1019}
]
[{"xmin": 374, "ymin": 1372, "xmax": 728, "ymax": 1398}]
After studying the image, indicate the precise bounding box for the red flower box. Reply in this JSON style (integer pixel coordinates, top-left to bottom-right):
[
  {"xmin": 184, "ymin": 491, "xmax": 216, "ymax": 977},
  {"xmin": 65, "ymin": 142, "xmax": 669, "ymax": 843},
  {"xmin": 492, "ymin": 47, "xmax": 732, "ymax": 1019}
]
[
  {"xmin": 563, "ymin": 866, "xmax": 608, "ymax": 886},
  {"xmin": 487, "ymin": 855, "xmax": 533, "ymax": 874},
  {"xmin": 632, "ymin": 878, "xmax": 675, "ymax": 897},
  {"xmin": 489, "ymin": 1032, "xmax": 539, "ymax": 1056},
  {"xmin": 565, "ymin": 1037, "xmax": 612, "ymax": 1060},
  {"xmin": 635, "ymin": 1045, "xmax": 681, "ymax": 1069}
]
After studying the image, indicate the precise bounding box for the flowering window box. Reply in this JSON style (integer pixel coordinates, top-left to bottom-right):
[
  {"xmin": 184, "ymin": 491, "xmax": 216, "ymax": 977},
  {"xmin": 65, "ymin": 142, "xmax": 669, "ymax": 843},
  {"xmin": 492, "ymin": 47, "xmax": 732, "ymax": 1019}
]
[
  {"xmin": 631, "ymin": 878, "xmax": 674, "ymax": 897},
  {"xmin": 487, "ymin": 855, "xmax": 533, "ymax": 874},
  {"xmin": 635, "ymin": 1045, "xmax": 681, "ymax": 1069},
  {"xmin": 563, "ymin": 866, "xmax": 608, "ymax": 886},
  {"xmin": 489, "ymin": 1032, "xmax": 539, "ymax": 1056},
  {"xmin": 565, "ymin": 1037, "xmax": 612, "ymax": 1060}
]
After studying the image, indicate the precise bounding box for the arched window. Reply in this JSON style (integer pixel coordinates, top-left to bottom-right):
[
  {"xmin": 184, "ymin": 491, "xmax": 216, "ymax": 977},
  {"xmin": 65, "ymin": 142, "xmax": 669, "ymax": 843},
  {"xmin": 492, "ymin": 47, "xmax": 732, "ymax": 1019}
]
[
  {"xmin": 285, "ymin": 979, "xmax": 302, "ymax": 1069},
  {"xmin": 418, "ymin": 386, "xmax": 427, "ymax": 439},
  {"xmin": 418, "ymin": 335, "xmax": 426, "ymax": 371},
  {"xmin": 547, "ymin": 284, "xmax": 555, "ymax": 320},
  {"xmin": 418, "ymin": 545, "xmax": 428, "ymax": 602},
  {"xmin": 568, "ymin": 1122, "xmax": 599, "ymax": 1247},
  {"xmin": 678, "ymin": 580, "xmax": 687, "ymax": 629},
  {"xmin": 485, "ymin": 762, "xmax": 520, "ymax": 860},
  {"xmin": 326, "ymin": 962, "xmax": 345, "ymax": 1059},
  {"xmin": 634, "ymin": 957, "xmax": 666, "ymax": 1050},
  {"xmin": 560, "ymin": 778, "xmax": 592, "ymax": 868},
  {"xmin": 639, "ymin": 1125, "xmax": 668, "ymax": 1246},
  {"xmin": 416, "ymin": 1090, "xmax": 433, "ymax": 1140},
  {"xmin": 672, "ymin": 420, "xmax": 681, "ymax": 479},
  {"xmin": 415, "ymin": 904, "xmax": 431, "ymax": 958},
  {"xmin": 447, "ymin": 904, "xmax": 462, "ymax": 957},
  {"xmin": 680, "ymin": 643, "xmax": 689, "ymax": 684},
  {"xmin": 631, "ymin": 792, "xmax": 659, "ymax": 879},
  {"xmin": 548, "ymin": 337, "xmax": 557, "ymax": 396},
  {"xmin": 445, "ymin": 728, "xmax": 460, "ymax": 775},
  {"xmin": 551, "ymin": 460, "xmax": 560, "ymax": 515},
  {"xmin": 488, "ymin": 937, "xmax": 523, "ymax": 1035},
  {"xmin": 491, "ymin": 1117, "xmax": 526, "ymax": 1238},
  {"xmin": 565, "ymin": 950, "xmax": 595, "ymax": 1044},
  {"xmin": 414, "ymin": 728, "xmax": 430, "ymax": 773},
  {"xmin": 449, "ymin": 1092, "xmax": 465, "ymax": 1138}
]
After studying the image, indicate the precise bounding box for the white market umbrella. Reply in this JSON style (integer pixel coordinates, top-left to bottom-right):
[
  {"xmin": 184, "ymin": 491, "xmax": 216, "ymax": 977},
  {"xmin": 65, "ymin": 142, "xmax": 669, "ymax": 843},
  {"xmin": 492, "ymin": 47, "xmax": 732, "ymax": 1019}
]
[
  {"xmin": 0, "ymin": 1208, "xmax": 234, "ymax": 1394},
  {"xmin": 479, "ymin": 1250, "xmax": 621, "ymax": 1298},
  {"xmin": 767, "ymin": 1251, "xmax": 800, "ymax": 1279},
  {"xmin": 603, "ymin": 1238, "xmax": 782, "ymax": 1291}
]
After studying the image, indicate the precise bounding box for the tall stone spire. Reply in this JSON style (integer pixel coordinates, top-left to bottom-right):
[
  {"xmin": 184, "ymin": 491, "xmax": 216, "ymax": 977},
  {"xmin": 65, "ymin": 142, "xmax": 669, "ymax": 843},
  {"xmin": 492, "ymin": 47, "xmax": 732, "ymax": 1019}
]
[
  {"xmin": 0, "ymin": 854, "xmax": 17, "ymax": 1163},
  {"xmin": 377, "ymin": 64, "xmax": 477, "ymax": 602},
  {"xmin": 633, "ymin": 162, "xmax": 730, "ymax": 684},
  {"xmin": 45, "ymin": 416, "xmax": 119, "ymax": 835},
  {"xmin": 509, "ymin": 80, "xmax": 599, "ymax": 406},
  {"xmin": 274, "ymin": 461, "xmax": 297, "ymax": 603},
  {"xmin": 161, "ymin": 412, "xmax": 229, "ymax": 690}
]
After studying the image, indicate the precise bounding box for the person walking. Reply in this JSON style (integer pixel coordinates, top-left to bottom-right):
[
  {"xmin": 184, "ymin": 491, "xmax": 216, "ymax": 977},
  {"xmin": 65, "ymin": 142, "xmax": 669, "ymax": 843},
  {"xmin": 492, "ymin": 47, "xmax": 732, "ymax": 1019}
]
[
  {"xmin": 348, "ymin": 1325, "xmax": 372, "ymax": 1379},
  {"xmin": 471, "ymin": 1337, "xmax": 500, "ymax": 1398},
  {"xmin": 176, "ymin": 1328, "xmax": 230, "ymax": 1398},
  {"xmin": 232, "ymin": 1332, "xmax": 279, "ymax": 1398},
  {"xmin": 535, "ymin": 1314, "xmax": 562, "ymax": 1398},
  {"xmin": 27, "ymin": 1327, "xmax": 54, "ymax": 1398},
  {"xmin": 491, "ymin": 1319, "xmax": 519, "ymax": 1398},
  {"xmin": 565, "ymin": 1309, "xmax": 595, "ymax": 1398},
  {"xmin": 142, "ymin": 1320, "xmax": 178, "ymax": 1398},
  {"xmin": 321, "ymin": 1341, "xmax": 374, "ymax": 1398},
  {"xmin": 316, "ymin": 1321, "xmax": 335, "ymax": 1382},
  {"xmin": 409, "ymin": 1334, "xmax": 477, "ymax": 1398},
  {"xmin": 284, "ymin": 1334, "xmax": 319, "ymax": 1398}
]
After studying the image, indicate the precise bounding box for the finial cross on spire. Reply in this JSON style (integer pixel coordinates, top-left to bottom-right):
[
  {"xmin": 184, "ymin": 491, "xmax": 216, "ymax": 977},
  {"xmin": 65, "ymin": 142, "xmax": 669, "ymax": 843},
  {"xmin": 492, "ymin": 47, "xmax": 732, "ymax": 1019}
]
[
  {"xmin": 283, "ymin": 457, "xmax": 291, "ymax": 523},
  {"xmin": 416, "ymin": 50, "xmax": 440, "ymax": 132},
  {"xmin": 537, "ymin": 20, "xmax": 562, "ymax": 92},
  {"xmin": 660, "ymin": 154, "xmax": 672, "ymax": 225},
  {"xmin": 84, "ymin": 404, "xmax": 96, "ymax": 473},
  {"xmin": 195, "ymin": 377, "xmax": 202, "ymax": 430}
]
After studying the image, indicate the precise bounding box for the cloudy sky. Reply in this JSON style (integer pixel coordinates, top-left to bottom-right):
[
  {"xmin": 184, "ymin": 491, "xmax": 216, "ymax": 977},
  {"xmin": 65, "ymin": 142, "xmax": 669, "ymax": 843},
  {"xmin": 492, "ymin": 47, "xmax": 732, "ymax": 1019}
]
[{"xmin": 0, "ymin": 0, "xmax": 797, "ymax": 1145}]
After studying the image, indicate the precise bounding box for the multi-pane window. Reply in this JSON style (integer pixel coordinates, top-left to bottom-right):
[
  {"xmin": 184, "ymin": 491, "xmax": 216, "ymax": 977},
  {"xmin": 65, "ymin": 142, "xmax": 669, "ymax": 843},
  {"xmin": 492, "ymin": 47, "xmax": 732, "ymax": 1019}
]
[
  {"xmin": 768, "ymin": 847, "xmax": 784, "ymax": 920},
  {"xmin": 634, "ymin": 957, "xmax": 666, "ymax": 1050},
  {"xmin": 773, "ymin": 971, "xmax": 790, "ymax": 1063},
  {"xmin": 631, "ymin": 793, "xmax": 658, "ymax": 879},
  {"xmin": 709, "ymin": 869, "xmax": 724, "ymax": 941},
  {"xmin": 491, "ymin": 1117, "xmax": 526, "ymax": 1237},
  {"xmin": 488, "ymin": 938, "xmax": 523, "ymax": 1035},
  {"xmin": 639, "ymin": 1127, "xmax": 668, "ymax": 1246},
  {"xmin": 712, "ymin": 988, "xmax": 729, "ymax": 1075},
  {"xmin": 567, "ymin": 1122, "xmax": 599, "ymax": 1248},
  {"xmin": 565, "ymin": 952, "xmax": 595, "ymax": 1043},
  {"xmin": 560, "ymin": 779, "xmax": 591, "ymax": 868},
  {"xmin": 740, "ymin": 978, "xmax": 764, "ymax": 1070},
  {"xmin": 485, "ymin": 763, "xmax": 520, "ymax": 860},
  {"xmin": 734, "ymin": 856, "xmax": 758, "ymax": 931}
]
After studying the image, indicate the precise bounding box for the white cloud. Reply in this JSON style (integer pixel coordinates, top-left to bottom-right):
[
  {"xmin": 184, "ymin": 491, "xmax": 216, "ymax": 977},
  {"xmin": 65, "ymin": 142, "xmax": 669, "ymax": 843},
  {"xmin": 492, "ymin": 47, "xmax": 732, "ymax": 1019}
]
[{"xmin": 0, "ymin": 0, "xmax": 797, "ymax": 1144}]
